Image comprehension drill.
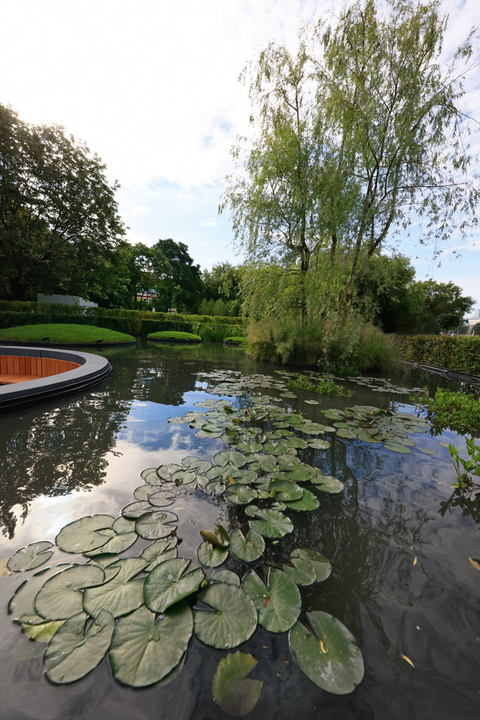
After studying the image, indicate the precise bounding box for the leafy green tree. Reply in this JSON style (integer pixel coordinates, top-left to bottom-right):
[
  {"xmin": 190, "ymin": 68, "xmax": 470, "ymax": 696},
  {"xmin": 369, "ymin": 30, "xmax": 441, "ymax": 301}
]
[
  {"xmin": 412, "ymin": 279, "xmax": 475, "ymax": 333},
  {"xmin": 200, "ymin": 262, "xmax": 242, "ymax": 316},
  {"xmin": 151, "ymin": 239, "xmax": 202, "ymax": 313},
  {"xmin": 0, "ymin": 104, "xmax": 125, "ymax": 301},
  {"xmin": 221, "ymin": 0, "xmax": 479, "ymax": 321}
]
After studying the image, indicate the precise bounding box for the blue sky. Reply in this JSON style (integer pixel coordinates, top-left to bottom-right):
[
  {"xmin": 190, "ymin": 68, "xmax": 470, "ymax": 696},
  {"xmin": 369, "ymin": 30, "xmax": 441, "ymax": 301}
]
[{"xmin": 2, "ymin": 0, "xmax": 480, "ymax": 313}]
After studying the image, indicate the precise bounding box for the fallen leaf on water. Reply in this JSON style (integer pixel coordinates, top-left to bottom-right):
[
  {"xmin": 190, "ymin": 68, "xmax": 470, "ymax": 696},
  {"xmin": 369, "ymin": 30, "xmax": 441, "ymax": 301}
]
[
  {"xmin": 413, "ymin": 557, "xmax": 417, "ymax": 566},
  {"xmin": 320, "ymin": 638, "xmax": 327, "ymax": 655},
  {"xmin": 401, "ymin": 654, "xmax": 414, "ymax": 668},
  {"xmin": 468, "ymin": 557, "xmax": 480, "ymax": 571}
]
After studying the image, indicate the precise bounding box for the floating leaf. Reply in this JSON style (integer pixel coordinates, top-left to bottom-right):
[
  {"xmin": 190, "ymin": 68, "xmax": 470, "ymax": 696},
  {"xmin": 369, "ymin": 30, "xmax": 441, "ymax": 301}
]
[
  {"xmin": 157, "ymin": 463, "xmax": 183, "ymax": 480},
  {"xmin": 249, "ymin": 509, "xmax": 293, "ymax": 539},
  {"xmin": 133, "ymin": 484, "xmax": 158, "ymax": 501},
  {"xmin": 384, "ymin": 442, "xmax": 412, "ymax": 454},
  {"xmin": 312, "ymin": 474, "xmax": 344, "ymax": 494},
  {"xmin": 214, "ymin": 450, "xmax": 247, "ymax": 468},
  {"xmin": 21, "ymin": 618, "xmax": 65, "ymax": 643},
  {"xmin": 148, "ymin": 490, "xmax": 176, "ymax": 507},
  {"xmin": 135, "ymin": 511, "xmax": 178, "ymax": 540},
  {"xmin": 229, "ymin": 529, "xmax": 265, "ymax": 562},
  {"xmin": 112, "ymin": 516, "xmax": 137, "ymax": 534},
  {"xmin": 122, "ymin": 501, "xmax": 153, "ymax": 519},
  {"xmin": 269, "ymin": 480, "xmax": 303, "ymax": 502},
  {"xmin": 56, "ymin": 515, "xmax": 114, "ymax": 554},
  {"xmin": 289, "ymin": 611, "xmax": 364, "ymax": 694},
  {"xmin": 197, "ymin": 541, "xmax": 229, "ymax": 568},
  {"xmin": 83, "ymin": 558, "xmax": 148, "ymax": 618},
  {"xmin": 141, "ymin": 537, "xmax": 178, "ymax": 571},
  {"xmin": 212, "ymin": 652, "xmax": 263, "ymax": 717},
  {"xmin": 194, "ymin": 584, "xmax": 257, "ymax": 649},
  {"xmin": 211, "ymin": 569, "xmax": 240, "ymax": 586},
  {"xmin": 45, "ymin": 610, "xmax": 115, "ymax": 684},
  {"xmin": 145, "ymin": 558, "xmax": 204, "ymax": 612},
  {"xmin": 84, "ymin": 531, "xmax": 138, "ymax": 558},
  {"xmin": 283, "ymin": 558, "xmax": 316, "ymax": 586},
  {"xmin": 401, "ymin": 654, "xmax": 415, "ymax": 668},
  {"xmin": 35, "ymin": 564, "xmax": 106, "ymax": 620},
  {"xmin": 307, "ymin": 439, "xmax": 332, "ymax": 449},
  {"xmin": 468, "ymin": 557, "xmax": 480, "ymax": 571},
  {"xmin": 110, "ymin": 603, "xmax": 193, "ymax": 687},
  {"xmin": 141, "ymin": 468, "xmax": 162, "ymax": 485},
  {"xmin": 226, "ymin": 485, "xmax": 258, "ymax": 505},
  {"xmin": 283, "ymin": 489, "xmax": 319, "ymax": 511},
  {"xmin": 8, "ymin": 565, "xmax": 71, "ymax": 621},
  {"xmin": 290, "ymin": 549, "xmax": 331, "ymax": 582},
  {"xmin": 7, "ymin": 541, "xmax": 53, "ymax": 573},
  {"xmin": 283, "ymin": 464, "xmax": 315, "ymax": 482},
  {"xmin": 242, "ymin": 568, "xmax": 301, "ymax": 633}
]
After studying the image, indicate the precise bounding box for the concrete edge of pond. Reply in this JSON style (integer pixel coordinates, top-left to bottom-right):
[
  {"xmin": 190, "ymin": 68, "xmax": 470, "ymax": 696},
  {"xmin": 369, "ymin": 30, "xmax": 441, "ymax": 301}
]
[
  {"xmin": 0, "ymin": 346, "xmax": 112, "ymax": 410},
  {"xmin": 401, "ymin": 359, "xmax": 480, "ymax": 388}
]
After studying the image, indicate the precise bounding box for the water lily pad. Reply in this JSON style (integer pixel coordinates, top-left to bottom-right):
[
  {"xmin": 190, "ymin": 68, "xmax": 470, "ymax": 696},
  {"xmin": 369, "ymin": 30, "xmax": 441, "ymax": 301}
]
[
  {"xmin": 35, "ymin": 564, "xmax": 106, "ymax": 620},
  {"xmin": 212, "ymin": 652, "xmax": 263, "ymax": 717},
  {"xmin": 141, "ymin": 467, "xmax": 162, "ymax": 485},
  {"xmin": 263, "ymin": 442, "xmax": 289, "ymax": 455},
  {"xmin": 110, "ymin": 602, "xmax": 193, "ymax": 687},
  {"xmin": 226, "ymin": 485, "xmax": 258, "ymax": 505},
  {"xmin": 284, "ymin": 464, "xmax": 315, "ymax": 482},
  {"xmin": 122, "ymin": 501, "xmax": 153, "ymax": 519},
  {"xmin": 171, "ymin": 470, "xmax": 197, "ymax": 486},
  {"xmin": 45, "ymin": 610, "xmax": 115, "ymax": 684},
  {"xmin": 205, "ymin": 481, "xmax": 227, "ymax": 496},
  {"xmin": 8, "ymin": 564, "xmax": 72, "ymax": 621},
  {"xmin": 83, "ymin": 558, "xmax": 148, "ymax": 618},
  {"xmin": 7, "ymin": 541, "xmax": 54, "ymax": 573},
  {"xmin": 269, "ymin": 480, "xmax": 303, "ymax": 502},
  {"xmin": 312, "ymin": 474, "xmax": 344, "ymax": 494},
  {"xmin": 357, "ymin": 432, "xmax": 383, "ymax": 444},
  {"xmin": 229, "ymin": 529, "xmax": 265, "ymax": 562},
  {"xmin": 417, "ymin": 447, "xmax": 437, "ymax": 455},
  {"xmin": 112, "ymin": 516, "xmax": 137, "ymax": 534},
  {"xmin": 283, "ymin": 558, "xmax": 316, "ymax": 586},
  {"xmin": 135, "ymin": 511, "xmax": 178, "ymax": 540},
  {"xmin": 84, "ymin": 532, "xmax": 138, "ymax": 557},
  {"xmin": 145, "ymin": 557, "xmax": 205, "ymax": 612},
  {"xmin": 384, "ymin": 442, "xmax": 412, "ymax": 454},
  {"xmin": 197, "ymin": 541, "xmax": 229, "ymax": 567},
  {"xmin": 249, "ymin": 509, "xmax": 294, "ymax": 539},
  {"xmin": 211, "ymin": 569, "xmax": 240, "ymax": 586},
  {"xmin": 242, "ymin": 568, "xmax": 301, "ymax": 633},
  {"xmin": 283, "ymin": 489, "xmax": 319, "ymax": 511},
  {"xmin": 194, "ymin": 584, "xmax": 257, "ymax": 649},
  {"xmin": 148, "ymin": 490, "xmax": 176, "ymax": 507},
  {"xmin": 133, "ymin": 484, "xmax": 158, "ymax": 501},
  {"xmin": 21, "ymin": 618, "xmax": 65, "ymax": 643},
  {"xmin": 140, "ymin": 537, "xmax": 178, "ymax": 571},
  {"xmin": 290, "ymin": 549, "xmax": 331, "ymax": 582},
  {"xmin": 289, "ymin": 611, "xmax": 364, "ymax": 694},
  {"xmin": 157, "ymin": 463, "xmax": 183, "ymax": 480},
  {"xmin": 56, "ymin": 515, "xmax": 115, "ymax": 554}
]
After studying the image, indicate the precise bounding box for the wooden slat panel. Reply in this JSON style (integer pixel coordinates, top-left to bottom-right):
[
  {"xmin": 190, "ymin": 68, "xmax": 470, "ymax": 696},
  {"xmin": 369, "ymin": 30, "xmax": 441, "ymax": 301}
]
[{"xmin": 0, "ymin": 354, "xmax": 80, "ymax": 381}]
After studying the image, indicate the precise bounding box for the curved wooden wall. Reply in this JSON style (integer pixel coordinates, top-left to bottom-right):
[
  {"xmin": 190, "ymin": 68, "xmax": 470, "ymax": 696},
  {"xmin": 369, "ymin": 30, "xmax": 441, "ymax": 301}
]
[{"xmin": 0, "ymin": 355, "xmax": 80, "ymax": 385}]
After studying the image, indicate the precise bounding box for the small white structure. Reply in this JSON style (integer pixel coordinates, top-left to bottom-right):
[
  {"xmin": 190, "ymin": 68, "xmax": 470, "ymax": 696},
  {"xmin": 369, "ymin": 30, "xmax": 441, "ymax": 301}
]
[
  {"xmin": 37, "ymin": 293, "xmax": 98, "ymax": 309},
  {"xmin": 465, "ymin": 309, "xmax": 480, "ymax": 332}
]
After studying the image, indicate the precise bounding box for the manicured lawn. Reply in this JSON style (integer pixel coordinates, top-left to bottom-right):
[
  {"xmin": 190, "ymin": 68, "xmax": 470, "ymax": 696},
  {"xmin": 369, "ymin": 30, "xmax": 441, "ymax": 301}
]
[
  {"xmin": 148, "ymin": 331, "xmax": 201, "ymax": 343},
  {"xmin": 0, "ymin": 324, "xmax": 135, "ymax": 345}
]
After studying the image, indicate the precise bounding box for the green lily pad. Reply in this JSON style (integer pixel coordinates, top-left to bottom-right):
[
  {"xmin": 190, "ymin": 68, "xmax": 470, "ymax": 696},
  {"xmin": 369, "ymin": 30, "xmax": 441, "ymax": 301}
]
[
  {"xmin": 140, "ymin": 537, "xmax": 178, "ymax": 571},
  {"xmin": 45, "ymin": 610, "xmax": 115, "ymax": 684},
  {"xmin": 182, "ymin": 456, "xmax": 212, "ymax": 475},
  {"xmin": 84, "ymin": 532, "xmax": 138, "ymax": 557},
  {"xmin": 290, "ymin": 549, "xmax": 331, "ymax": 582},
  {"xmin": 35, "ymin": 564, "xmax": 106, "ymax": 620},
  {"xmin": 417, "ymin": 447, "xmax": 437, "ymax": 455},
  {"xmin": 8, "ymin": 564, "xmax": 72, "ymax": 621},
  {"xmin": 133, "ymin": 484, "xmax": 158, "ymax": 501},
  {"xmin": 212, "ymin": 652, "xmax": 263, "ymax": 717},
  {"xmin": 171, "ymin": 470, "xmax": 197, "ymax": 486},
  {"xmin": 112, "ymin": 516, "xmax": 137, "ymax": 534},
  {"xmin": 307, "ymin": 439, "xmax": 332, "ymax": 449},
  {"xmin": 263, "ymin": 441, "xmax": 289, "ymax": 455},
  {"xmin": 205, "ymin": 481, "xmax": 227, "ymax": 496},
  {"xmin": 284, "ymin": 464, "xmax": 315, "ymax": 482},
  {"xmin": 214, "ymin": 450, "xmax": 247, "ymax": 468},
  {"xmin": 194, "ymin": 583, "xmax": 257, "ymax": 649},
  {"xmin": 122, "ymin": 501, "xmax": 154, "ymax": 519},
  {"xmin": 242, "ymin": 568, "xmax": 301, "ymax": 633},
  {"xmin": 269, "ymin": 480, "xmax": 303, "ymax": 502},
  {"xmin": 289, "ymin": 611, "xmax": 364, "ymax": 694},
  {"xmin": 135, "ymin": 511, "xmax": 177, "ymax": 540},
  {"xmin": 83, "ymin": 557, "xmax": 148, "ymax": 618},
  {"xmin": 148, "ymin": 490, "xmax": 176, "ymax": 507},
  {"xmin": 144, "ymin": 558, "xmax": 205, "ymax": 612},
  {"xmin": 336, "ymin": 429, "xmax": 358, "ymax": 440},
  {"xmin": 226, "ymin": 485, "xmax": 258, "ymax": 505},
  {"xmin": 211, "ymin": 569, "xmax": 240, "ymax": 586},
  {"xmin": 249, "ymin": 509, "xmax": 294, "ymax": 539},
  {"xmin": 7, "ymin": 541, "xmax": 54, "ymax": 573},
  {"xmin": 312, "ymin": 474, "xmax": 344, "ymax": 494},
  {"xmin": 197, "ymin": 541, "xmax": 229, "ymax": 567},
  {"xmin": 283, "ymin": 558, "xmax": 317, "ymax": 586},
  {"xmin": 21, "ymin": 618, "xmax": 65, "ymax": 643},
  {"xmin": 56, "ymin": 515, "xmax": 115, "ymax": 554},
  {"xmin": 384, "ymin": 442, "xmax": 412, "ymax": 454},
  {"xmin": 229, "ymin": 529, "xmax": 265, "ymax": 562},
  {"xmin": 141, "ymin": 467, "xmax": 162, "ymax": 485},
  {"xmin": 157, "ymin": 463, "xmax": 183, "ymax": 480},
  {"xmin": 110, "ymin": 602, "xmax": 193, "ymax": 687},
  {"xmin": 283, "ymin": 489, "xmax": 319, "ymax": 511}
]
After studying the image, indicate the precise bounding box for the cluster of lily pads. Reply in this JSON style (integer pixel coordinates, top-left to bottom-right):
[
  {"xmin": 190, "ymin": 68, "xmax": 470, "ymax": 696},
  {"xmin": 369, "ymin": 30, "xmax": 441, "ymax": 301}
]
[{"xmin": 7, "ymin": 366, "xmax": 433, "ymax": 714}]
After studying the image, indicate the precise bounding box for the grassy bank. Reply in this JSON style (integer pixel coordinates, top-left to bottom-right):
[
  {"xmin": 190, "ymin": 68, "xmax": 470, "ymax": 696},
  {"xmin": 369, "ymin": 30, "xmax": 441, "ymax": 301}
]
[{"xmin": 0, "ymin": 324, "xmax": 134, "ymax": 345}]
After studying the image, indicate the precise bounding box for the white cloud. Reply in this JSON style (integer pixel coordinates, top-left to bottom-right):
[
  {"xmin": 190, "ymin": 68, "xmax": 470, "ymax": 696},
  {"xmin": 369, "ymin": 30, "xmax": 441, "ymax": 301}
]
[{"xmin": 200, "ymin": 219, "xmax": 218, "ymax": 227}]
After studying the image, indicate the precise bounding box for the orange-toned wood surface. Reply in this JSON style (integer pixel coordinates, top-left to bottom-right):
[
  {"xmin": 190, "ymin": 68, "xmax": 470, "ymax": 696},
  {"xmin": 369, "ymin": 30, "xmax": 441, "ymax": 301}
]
[{"xmin": 0, "ymin": 356, "xmax": 80, "ymax": 385}]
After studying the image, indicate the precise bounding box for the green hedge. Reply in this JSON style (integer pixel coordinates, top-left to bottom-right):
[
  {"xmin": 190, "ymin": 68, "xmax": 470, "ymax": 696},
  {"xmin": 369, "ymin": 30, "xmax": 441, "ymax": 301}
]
[
  {"xmin": 395, "ymin": 335, "xmax": 480, "ymax": 375},
  {"xmin": 0, "ymin": 306, "xmax": 245, "ymax": 340}
]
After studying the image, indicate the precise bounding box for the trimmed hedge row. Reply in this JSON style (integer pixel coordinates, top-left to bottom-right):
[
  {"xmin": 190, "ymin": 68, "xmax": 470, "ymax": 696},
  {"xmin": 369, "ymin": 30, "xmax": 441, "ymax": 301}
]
[
  {"xmin": 0, "ymin": 310, "xmax": 245, "ymax": 340},
  {"xmin": 395, "ymin": 335, "xmax": 480, "ymax": 375}
]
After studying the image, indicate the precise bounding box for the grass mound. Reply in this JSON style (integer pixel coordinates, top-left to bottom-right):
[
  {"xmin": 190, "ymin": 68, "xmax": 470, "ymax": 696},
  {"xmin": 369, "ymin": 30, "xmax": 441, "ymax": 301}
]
[
  {"xmin": 148, "ymin": 331, "xmax": 201, "ymax": 343},
  {"xmin": 0, "ymin": 323, "xmax": 135, "ymax": 345},
  {"xmin": 223, "ymin": 336, "xmax": 245, "ymax": 346}
]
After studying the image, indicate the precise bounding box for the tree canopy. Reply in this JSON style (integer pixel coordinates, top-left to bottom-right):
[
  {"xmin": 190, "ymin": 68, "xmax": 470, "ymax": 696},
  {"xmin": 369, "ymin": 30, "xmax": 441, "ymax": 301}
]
[
  {"xmin": 0, "ymin": 104, "xmax": 126, "ymax": 301},
  {"xmin": 221, "ymin": 0, "xmax": 480, "ymax": 321}
]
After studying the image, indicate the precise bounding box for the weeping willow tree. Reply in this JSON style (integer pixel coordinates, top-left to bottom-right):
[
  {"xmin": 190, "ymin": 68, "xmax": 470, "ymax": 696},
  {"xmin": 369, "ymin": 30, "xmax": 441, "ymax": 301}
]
[{"xmin": 221, "ymin": 0, "xmax": 479, "ymax": 325}]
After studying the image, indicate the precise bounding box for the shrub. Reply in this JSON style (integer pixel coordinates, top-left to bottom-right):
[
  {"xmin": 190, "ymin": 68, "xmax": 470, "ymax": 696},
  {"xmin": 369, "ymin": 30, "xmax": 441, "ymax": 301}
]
[{"xmin": 395, "ymin": 335, "xmax": 480, "ymax": 375}]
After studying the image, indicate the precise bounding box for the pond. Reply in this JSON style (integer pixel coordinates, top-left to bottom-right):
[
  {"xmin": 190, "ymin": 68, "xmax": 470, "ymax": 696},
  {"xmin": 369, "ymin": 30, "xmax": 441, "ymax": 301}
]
[{"xmin": 0, "ymin": 340, "xmax": 479, "ymax": 720}]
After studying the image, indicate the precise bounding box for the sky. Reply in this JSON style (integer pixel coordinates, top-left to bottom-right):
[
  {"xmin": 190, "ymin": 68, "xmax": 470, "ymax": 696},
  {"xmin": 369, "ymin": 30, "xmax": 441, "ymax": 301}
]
[{"xmin": 1, "ymin": 0, "xmax": 480, "ymax": 314}]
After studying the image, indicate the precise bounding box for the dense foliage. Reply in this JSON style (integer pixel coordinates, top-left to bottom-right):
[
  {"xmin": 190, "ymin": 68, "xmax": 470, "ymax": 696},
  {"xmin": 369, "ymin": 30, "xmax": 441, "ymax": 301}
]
[{"xmin": 396, "ymin": 335, "xmax": 480, "ymax": 375}]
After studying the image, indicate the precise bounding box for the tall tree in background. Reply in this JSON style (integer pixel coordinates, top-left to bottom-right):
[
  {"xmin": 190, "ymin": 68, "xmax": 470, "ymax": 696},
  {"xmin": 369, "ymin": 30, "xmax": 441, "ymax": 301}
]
[
  {"xmin": 152, "ymin": 239, "xmax": 202, "ymax": 312},
  {"xmin": 0, "ymin": 104, "xmax": 125, "ymax": 300},
  {"xmin": 221, "ymin": 0, "xmax": 479, "ymax": 322}
]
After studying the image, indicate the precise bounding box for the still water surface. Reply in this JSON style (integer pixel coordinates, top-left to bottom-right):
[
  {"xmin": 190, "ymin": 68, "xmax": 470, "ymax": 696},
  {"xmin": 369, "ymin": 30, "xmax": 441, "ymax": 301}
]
[{"xmin": 0, "ymin": 340, "xmax": 479, "ymax": 720}]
